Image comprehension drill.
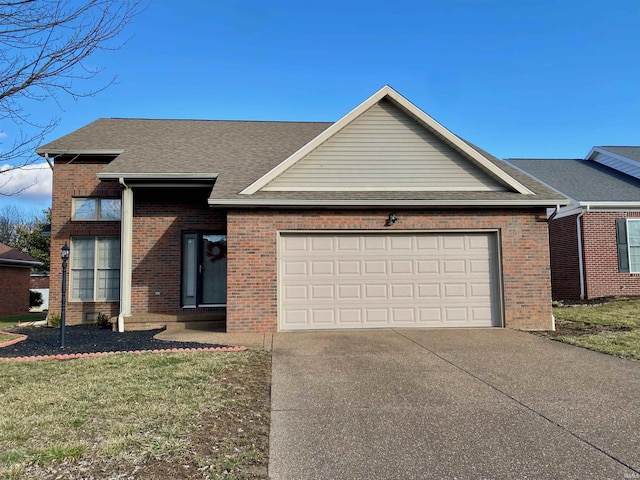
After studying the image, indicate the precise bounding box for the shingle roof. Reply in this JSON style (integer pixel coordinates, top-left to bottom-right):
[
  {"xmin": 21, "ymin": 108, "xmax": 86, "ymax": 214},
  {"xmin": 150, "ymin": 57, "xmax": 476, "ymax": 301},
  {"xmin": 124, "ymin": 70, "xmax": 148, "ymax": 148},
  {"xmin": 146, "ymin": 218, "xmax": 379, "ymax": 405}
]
[
  {"xmin": 507, "ymin": 159, "xmax": 640, "ymax": 202},
  {"xmin": 598, "ymin": 146, "xmax": 640, "ymax": 163},
  {"xmin": 0, "ymin": 243, "xmax": 41, "ymax": 266},
  {"xmin": 38, "ymin": 116, "xmax": 566, "ymax": 207}
]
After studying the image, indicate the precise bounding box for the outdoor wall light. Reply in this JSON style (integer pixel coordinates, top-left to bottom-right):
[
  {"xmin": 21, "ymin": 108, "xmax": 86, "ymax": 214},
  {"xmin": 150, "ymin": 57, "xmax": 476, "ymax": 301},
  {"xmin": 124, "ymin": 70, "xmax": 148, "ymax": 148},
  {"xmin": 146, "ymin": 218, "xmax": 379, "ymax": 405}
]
[{"xmin": 385, "ymin": 214, "xmax": 398, "ymax": 226}]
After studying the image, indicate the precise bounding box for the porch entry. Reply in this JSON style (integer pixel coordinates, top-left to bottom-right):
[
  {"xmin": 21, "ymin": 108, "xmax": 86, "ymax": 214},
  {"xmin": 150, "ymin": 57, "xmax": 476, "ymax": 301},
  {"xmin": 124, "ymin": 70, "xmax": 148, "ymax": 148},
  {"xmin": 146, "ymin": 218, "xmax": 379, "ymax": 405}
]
[{"xmin": 181, "ymin": 232, "xmax": 227, "ymax": 307}]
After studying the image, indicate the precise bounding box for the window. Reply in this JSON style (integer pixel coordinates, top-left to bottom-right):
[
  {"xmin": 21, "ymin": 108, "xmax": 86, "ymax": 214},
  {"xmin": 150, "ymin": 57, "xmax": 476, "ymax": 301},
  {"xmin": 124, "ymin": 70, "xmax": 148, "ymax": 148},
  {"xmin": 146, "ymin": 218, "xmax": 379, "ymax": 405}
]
[
  {"xmin": 628, "ymin": 220, "xmax": 640, "ymax": 273},
  {"xmin": 616, "ymin": 219, "xmax": 640, "ymax": 273},
  {"xmin": 72, "ymin": 198, "xmax": 121, "ymax": 220},
  {"xmin": 71, "ymin": 237, "xmax": 121, "ymax": 301}
]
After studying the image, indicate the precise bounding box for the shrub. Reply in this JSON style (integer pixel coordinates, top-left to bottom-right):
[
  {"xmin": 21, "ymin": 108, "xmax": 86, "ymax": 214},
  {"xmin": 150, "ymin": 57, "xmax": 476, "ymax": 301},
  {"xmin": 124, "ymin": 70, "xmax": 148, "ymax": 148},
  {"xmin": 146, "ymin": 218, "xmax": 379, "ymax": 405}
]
[
  {"xmin": 29, "ymin": 291, "xmax": 44, "ymax": 308},
  {"xmin": 48, "ymin": 313, "xmax": 60, "ymax": 328},
  {"xmin": 94, "ymin": 313, "xmax": 112, "ymax": 329}
]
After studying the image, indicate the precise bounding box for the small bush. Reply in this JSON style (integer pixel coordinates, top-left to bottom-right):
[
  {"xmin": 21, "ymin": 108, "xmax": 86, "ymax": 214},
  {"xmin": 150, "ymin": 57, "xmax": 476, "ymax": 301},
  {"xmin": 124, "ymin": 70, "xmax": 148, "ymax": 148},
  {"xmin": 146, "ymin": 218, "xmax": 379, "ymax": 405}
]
[
  {"xmin": 94, "ymin": 313, "xmax": 112, "ymax": 329},
  {"xmin": 29, "ymin": 291, "xmax": 44, "ymax": 308},
  {"xmin": 48, "ymin": 313, "xmax": 60, "ymax": 328}
]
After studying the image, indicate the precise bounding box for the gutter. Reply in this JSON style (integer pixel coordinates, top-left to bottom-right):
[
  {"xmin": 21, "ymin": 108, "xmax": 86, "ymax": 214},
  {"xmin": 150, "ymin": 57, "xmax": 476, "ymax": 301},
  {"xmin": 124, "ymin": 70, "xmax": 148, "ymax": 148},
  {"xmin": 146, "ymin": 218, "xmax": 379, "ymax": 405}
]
[{"xmin": 208, "ymin": 198, "xmax": 569, "ymax": 208}]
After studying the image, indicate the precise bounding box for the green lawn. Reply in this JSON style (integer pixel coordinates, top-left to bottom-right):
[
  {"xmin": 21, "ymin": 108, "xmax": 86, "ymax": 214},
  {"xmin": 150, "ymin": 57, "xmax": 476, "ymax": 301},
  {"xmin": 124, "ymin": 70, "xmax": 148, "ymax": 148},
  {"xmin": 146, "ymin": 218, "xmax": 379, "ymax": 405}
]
[
  {"xmin": 0, "ymin": 313, "xmax": 47, "ymax": 331},
  {"xmin": 552, "ymin": 298, "xmax": 640, "ymax": 360},
  {"xmin": 0, "ymin": 350, "xmax": 271, "ymax": 480},
  {"xmin": 0, "ymin": 333, "xmax": 23, "ymax": 344}
]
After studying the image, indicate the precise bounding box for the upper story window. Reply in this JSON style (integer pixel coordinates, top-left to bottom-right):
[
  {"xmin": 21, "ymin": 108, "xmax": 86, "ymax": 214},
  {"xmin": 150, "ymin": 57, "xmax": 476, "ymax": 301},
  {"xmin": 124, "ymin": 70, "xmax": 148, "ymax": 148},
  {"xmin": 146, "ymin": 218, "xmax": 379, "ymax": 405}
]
[{"xmin": 72, "ymin": 198, "xmax": 121, "ymax": 221}]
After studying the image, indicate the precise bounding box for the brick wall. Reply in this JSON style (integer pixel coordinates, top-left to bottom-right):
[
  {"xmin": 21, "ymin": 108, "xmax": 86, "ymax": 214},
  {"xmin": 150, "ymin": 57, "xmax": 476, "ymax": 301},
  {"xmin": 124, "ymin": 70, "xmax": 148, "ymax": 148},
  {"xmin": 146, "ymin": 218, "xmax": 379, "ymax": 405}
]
[
  {"xmin": 581, "ymin": 211, "xmax": 640, "ymax": 298},
  {"xmin": 50, "ymin": 158, "xmax": 122, "ymax": 324},
  {"xmin": 131, "ymin": 189, "xmax": 225, "ymax": 314},
  {"xmin": 30, "ymin": 275, "xmax": 50, "ymax": 289},
  {"xmin": 548, "ymin": 214, "xmax": 581, "ymax": 300},
  {"xmin": 0, "ymin": 266, "xmax": 31, "ymax": 315},
  {"xmin": 227, "ymin": 209, "xmax": 553, "ymax": 332}
]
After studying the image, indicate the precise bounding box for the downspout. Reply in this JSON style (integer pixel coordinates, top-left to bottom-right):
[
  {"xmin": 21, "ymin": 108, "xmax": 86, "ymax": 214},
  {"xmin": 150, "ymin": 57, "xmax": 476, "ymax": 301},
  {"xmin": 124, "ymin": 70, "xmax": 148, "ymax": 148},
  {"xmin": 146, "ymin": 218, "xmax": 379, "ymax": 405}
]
[
  {"xmin": 576, "ymin": 205, "xmax": 590, "ymax": 300},
  {"xmin": 118, "ymin": 178, "xmax": 134, "ymax": 332},
  {"xmin": 548, "ymin": 205, "xmax": 560, "ymax": 331}
]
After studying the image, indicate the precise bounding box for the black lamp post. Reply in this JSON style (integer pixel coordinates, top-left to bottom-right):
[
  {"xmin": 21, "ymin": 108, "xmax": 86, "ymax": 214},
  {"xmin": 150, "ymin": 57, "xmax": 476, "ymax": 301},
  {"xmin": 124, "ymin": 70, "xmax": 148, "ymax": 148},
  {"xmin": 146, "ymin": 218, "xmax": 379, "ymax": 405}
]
[{"xmin": 60, "ymin": 242, "xmax": 70, "ymax": 348}]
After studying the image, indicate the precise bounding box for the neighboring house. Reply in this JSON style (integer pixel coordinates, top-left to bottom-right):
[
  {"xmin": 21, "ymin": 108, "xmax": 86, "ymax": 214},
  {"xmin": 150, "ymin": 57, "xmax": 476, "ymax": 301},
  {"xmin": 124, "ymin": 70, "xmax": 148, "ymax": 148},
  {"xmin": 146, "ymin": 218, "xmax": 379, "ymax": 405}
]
[
  {"xmin": 0, "ymin": 243, "xmax": 42, "ymax": 315},
  {"xmin": 38, "ymin": 86, "xmax": 566, "ymax": 333},
  {"xmin": 508, "ymin": 147, "xmax": 640, "ymax": 300}
]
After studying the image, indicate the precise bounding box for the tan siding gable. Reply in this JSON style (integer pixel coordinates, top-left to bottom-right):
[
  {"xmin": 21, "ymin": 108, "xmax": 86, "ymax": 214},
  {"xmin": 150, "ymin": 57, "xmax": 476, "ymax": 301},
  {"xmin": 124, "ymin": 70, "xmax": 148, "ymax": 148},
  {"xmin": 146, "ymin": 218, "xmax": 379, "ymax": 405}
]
[{"xmin": 262, "ymin": 99, "xmax": 508, "ymax": 192}]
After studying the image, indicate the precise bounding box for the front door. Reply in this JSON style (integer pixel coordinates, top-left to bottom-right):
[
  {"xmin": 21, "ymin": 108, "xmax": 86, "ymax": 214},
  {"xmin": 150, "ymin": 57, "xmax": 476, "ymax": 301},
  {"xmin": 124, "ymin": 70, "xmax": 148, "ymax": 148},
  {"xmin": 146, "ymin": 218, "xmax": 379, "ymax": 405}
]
[{"xmin": 181, "ymin": 232, "xmax": 227, "ymax": 307}]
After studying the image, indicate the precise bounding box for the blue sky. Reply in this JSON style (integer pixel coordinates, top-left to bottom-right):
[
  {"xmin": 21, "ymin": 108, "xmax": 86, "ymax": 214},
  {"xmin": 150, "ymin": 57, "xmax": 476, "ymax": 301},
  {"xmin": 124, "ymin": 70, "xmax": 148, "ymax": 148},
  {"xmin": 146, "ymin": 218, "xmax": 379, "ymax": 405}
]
[{"xmin": 1, "ymin": 0, "xmax": 639, "ymax": 212}]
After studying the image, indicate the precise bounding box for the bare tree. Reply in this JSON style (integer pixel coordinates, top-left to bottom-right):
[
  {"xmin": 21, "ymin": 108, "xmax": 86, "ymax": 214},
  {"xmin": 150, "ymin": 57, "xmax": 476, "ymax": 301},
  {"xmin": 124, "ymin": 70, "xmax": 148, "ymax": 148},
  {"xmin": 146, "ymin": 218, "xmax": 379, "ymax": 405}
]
[
  {"xmin": 0, "ymin": 0, "xmax": 142, "ymax": 188},
  {"xmin": 0, "ymin": 203, "xmax": 35, "ymax": 244}
]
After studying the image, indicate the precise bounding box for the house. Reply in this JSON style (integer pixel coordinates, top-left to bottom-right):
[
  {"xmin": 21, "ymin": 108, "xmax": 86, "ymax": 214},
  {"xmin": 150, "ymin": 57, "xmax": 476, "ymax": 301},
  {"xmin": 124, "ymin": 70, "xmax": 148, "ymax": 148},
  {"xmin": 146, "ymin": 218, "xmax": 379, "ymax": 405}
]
[
  {"xmin": 0, "ymin": 242, "xmax": 42, "ymax": 315},
  {"xmin": 508, "ymin": 147, "xmax": 640, "ymax": 300},
  {"xmin": 37, "ymin": 86, "xmax": 567, "ymax": 333}
]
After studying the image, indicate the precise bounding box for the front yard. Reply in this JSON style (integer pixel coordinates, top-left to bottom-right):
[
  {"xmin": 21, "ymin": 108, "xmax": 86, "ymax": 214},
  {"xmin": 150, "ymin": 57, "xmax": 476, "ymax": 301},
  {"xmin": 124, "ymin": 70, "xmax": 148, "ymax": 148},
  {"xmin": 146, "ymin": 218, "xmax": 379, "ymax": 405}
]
[
  {"xmin": 545, "ymin": 298, "xmax": 640, "ymax": 361},
  {"xmin": 0, "ymin": 349, "xmax": 271, "ymax": 480}
]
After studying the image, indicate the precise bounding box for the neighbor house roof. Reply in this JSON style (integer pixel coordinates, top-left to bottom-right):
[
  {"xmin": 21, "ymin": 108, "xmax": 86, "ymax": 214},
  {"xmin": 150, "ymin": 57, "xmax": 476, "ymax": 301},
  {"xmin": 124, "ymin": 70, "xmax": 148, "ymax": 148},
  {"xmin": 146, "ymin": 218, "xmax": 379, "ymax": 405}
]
[
  {"xmin": 37, "ymin": 86, "xmax": 567, "ymax": 208},
  {"xmin": 0, "ymin": 243, "xmax": 41, "ymax": 267},
  {"xmin": 506, "ymin": 158, "xmax": 640, "ymax": 203},
  {"xmin": 597, "ymin": 146, "xmax": 640, "ymax": 163}
]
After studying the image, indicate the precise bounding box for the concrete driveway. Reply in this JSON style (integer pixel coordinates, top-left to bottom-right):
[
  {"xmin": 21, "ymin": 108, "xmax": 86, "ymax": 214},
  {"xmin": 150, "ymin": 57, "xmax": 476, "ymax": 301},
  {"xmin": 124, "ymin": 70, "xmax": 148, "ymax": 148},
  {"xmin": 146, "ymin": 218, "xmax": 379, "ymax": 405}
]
[{"xmin": 269, "ymin": 329, "xmax": 640, "ymax": 479}]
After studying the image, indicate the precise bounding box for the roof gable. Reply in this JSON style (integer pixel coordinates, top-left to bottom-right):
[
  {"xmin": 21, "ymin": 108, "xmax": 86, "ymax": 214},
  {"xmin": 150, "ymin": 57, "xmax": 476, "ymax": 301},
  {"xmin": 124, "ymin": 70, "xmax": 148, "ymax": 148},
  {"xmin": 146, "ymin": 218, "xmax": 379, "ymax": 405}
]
[
  {"xmin": 241, "ymin": 86, "xmax": 533, "ymax": 195},
  {"xmin": 587, "ymin": 146, "xmax": 640, "ymax": 181},
  {"xmin": 260, "ymin": 99, "xmax": 508, "ymax": 192}
]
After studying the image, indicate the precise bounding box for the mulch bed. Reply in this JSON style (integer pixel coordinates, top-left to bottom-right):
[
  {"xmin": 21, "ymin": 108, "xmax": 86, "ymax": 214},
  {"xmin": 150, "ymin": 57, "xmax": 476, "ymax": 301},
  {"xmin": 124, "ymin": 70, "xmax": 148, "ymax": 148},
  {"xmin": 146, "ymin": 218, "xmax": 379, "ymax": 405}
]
[{"xmin": 0, "ymin": 324, "xmax": 227, "ymax": 358}]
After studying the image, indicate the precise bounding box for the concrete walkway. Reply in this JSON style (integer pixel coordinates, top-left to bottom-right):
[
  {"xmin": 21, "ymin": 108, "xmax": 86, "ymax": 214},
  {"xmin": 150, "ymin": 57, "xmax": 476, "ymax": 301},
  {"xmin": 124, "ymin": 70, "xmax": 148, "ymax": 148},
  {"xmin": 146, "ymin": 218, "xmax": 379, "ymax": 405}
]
[{"xmin": 269, "ymin": 329, "xmax": 640, "ymax": 479}]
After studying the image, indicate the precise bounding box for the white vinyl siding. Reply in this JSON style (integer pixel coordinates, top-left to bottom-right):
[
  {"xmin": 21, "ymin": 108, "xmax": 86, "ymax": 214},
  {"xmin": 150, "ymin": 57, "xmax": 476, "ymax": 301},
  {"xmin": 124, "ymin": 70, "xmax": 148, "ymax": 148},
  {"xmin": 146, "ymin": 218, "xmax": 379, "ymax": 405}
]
[
  {"xmin": 263, "ymin": 99, "xmax": 507, "ymax": 192},
  {"xmin": 592, "ymin": 151, "xmax": 640, "ymax": 181},
  {"xmin": 71, "ymin": 237, "xmax": 120, "ymax": 301},
  {"xmin": 628, "ymin": 220, "xmax": 640, "ymax": 273},
  {"xmin": 279, "ymin": 232, "xmax": 501, "ymax": 331}
]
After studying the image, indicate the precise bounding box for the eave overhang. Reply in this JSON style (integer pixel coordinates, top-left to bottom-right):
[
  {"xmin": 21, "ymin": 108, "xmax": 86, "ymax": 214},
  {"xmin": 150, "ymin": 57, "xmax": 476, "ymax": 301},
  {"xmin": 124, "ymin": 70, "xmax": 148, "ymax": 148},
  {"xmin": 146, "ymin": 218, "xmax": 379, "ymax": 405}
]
[{"xmin": 208, "ymin": 198, "xmax": 569, "ymax": 208}]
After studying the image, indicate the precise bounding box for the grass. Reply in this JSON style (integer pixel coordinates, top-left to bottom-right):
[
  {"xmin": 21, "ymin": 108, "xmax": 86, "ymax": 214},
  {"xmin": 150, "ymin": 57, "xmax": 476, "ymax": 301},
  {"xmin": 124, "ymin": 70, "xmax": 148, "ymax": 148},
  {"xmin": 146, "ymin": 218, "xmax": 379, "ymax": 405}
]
[
  {"xmin": 551, "ymin": 298, "xmax": 640, "ymax": 360},
  {"xmin": 0, "ymin": 349, "xmax": 271, "ymax": 480},
  {"xmin": 0, "ymin": 313, "xmax": 47, "ymax": 330},
  {"xmin": 0, "ymin": 332, "xmax": 22, "ymax": 344}
]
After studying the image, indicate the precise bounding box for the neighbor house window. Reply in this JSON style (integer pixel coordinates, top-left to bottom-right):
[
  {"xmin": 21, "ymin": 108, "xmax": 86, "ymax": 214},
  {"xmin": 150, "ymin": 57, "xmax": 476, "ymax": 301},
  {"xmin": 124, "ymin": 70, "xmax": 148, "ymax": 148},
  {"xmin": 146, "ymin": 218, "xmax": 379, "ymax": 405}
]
[
  {"xmin": 628, "ymin": 220, "xmax": 640, "ymax": 273},
  {"xmin": 616, "ymin": 219, "xmax": 640, "ymax": 273},
  {"xmin": 72, "ymin": 198, "xmax": 121, "ymax": 220},
  {"xmin": 70, "ymin": 237, "xmax": 121, "ymax": 301}
]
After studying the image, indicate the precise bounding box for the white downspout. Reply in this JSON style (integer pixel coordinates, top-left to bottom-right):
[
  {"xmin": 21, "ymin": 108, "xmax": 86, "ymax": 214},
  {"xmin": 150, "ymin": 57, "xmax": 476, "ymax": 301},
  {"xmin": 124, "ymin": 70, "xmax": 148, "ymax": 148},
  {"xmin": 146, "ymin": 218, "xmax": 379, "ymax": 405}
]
[
  {"xmin": 576, "ymin": 205, "xmax": 590, "ymax": 300},
  {"xmin": 118, "ymin": 178, "xmax": 133, "ymax": 332}
]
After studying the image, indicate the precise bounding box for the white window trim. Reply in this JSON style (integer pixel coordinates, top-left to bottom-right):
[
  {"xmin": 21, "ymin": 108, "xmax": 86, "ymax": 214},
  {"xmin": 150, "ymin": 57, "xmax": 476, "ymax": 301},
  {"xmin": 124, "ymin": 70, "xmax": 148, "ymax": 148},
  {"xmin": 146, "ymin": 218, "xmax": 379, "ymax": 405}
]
[
  {"xmin": 70, "ymin": 236, "xmax": 121, "ymax": 302},
  {"xmin": 72, "ymin": 197, "xmax": 122, "ymax": 221},
  {"xmin": 627, "ymin": 219, "xmax": 640, "ymax": 274}
]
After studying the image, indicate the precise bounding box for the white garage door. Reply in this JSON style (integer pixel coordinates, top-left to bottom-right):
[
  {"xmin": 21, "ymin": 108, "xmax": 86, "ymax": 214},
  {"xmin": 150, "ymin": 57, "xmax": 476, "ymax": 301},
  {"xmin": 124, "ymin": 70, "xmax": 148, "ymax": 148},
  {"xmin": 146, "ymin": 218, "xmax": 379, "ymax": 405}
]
[{"xmin": 279, "ymin": 232, "xmax": 501, "ymax": 331}]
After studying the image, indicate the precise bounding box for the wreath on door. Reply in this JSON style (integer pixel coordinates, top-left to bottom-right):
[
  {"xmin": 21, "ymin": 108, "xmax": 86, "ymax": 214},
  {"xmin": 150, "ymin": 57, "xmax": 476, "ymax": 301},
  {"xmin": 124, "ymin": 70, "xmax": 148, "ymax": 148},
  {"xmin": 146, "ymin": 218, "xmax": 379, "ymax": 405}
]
[{"xmin": 206, "ymin": 239, "xmax": 227, "ymax": 262}]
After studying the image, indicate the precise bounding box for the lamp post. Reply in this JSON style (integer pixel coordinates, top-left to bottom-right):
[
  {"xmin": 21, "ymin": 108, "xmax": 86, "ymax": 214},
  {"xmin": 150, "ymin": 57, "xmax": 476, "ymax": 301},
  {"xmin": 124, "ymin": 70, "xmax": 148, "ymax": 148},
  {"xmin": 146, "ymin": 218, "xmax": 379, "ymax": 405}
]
[{"xmin": 60, "ymin": 242, "xmax": 70, "ymax": 348}]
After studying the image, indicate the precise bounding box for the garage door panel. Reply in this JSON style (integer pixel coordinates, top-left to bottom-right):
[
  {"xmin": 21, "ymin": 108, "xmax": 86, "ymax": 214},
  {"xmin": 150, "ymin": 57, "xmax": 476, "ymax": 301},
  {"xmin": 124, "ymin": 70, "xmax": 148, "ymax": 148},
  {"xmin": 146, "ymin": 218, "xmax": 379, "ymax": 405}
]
[
  {"xmin": 365, "ymin": 308, "xmax": 388, "ymax": 324},
  {"xmin": 364, "ymin": 260, "xmax": 386, "ymax": 274},
  {"xmin": 390, "ymin": 260, "xmax": 413, "ymax": 274},
  {"xmin": 363, "ymin": 236, "xmax": 387, "ymax": 251},
  {"xmin": 279, "ymin": 232, "xmax": 500, "ymax": 331}
]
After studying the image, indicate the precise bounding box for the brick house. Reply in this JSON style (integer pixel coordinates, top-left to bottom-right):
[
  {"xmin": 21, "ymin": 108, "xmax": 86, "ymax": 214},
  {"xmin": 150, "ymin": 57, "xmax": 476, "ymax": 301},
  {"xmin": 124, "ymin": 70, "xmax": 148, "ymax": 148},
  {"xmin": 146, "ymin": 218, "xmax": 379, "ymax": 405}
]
[
  {"xmin": 38, "ymin": 86, "xmax": 566, "ymax": 333},
  {"xmin": 0, "ymin": 243, "xmax": 42, "ymax": 315},
  {"xmin": 508, "ymin": 147, "xmax": 640, "ymax": 300}
]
